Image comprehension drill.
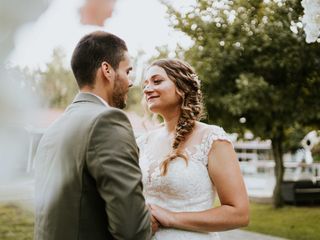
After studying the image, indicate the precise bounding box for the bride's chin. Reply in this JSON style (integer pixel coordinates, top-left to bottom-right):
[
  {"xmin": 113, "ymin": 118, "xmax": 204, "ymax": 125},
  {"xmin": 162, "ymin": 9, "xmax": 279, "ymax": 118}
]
[{"xmin": 148, "ymin": 105, "xmax": 160, "ymax": 114}]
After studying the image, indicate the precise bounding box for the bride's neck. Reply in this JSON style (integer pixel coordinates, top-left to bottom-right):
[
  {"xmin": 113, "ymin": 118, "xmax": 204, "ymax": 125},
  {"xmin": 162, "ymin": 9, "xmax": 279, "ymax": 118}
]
[{"xmin": 162, "ymin": 110, "xmax": 180, "ymax": 136}]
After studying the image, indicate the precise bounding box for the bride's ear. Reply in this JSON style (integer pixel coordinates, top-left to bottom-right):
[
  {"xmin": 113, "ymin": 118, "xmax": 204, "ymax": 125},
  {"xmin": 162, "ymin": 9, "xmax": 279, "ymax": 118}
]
[{"xmin": 101, "ymin": 61, "xmax": 115, "ymax": 83}]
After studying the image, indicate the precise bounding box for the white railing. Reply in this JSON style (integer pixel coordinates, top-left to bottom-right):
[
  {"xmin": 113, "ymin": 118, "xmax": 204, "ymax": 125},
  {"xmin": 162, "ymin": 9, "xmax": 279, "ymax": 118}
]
[
  {"xmin": 283, "ymin": 162, "xmax": 320, "ymax": 182},
  {"xmin": 240, "ymin": 159, "xmax": 320, "ymax": 181}
]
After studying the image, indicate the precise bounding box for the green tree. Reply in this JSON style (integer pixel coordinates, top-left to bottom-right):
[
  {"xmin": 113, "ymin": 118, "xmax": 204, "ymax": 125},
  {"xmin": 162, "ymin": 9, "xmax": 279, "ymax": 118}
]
[
  {"xmin": 38, "ymin": 48, "xmax": 78, "ymax": 108},
  {"xmin": 22, "ymin": 48, "xmax": 78, "ymax": 109},
  {"xmin": 164, "ymin": 0, "xmax": 320, "ymax": 207}
]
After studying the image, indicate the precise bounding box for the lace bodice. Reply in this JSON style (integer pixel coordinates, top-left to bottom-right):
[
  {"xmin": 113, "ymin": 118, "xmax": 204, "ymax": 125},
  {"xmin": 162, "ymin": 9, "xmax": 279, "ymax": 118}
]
[{"xmin": 137, "ymin": 125, "xmax": 232, "ymax": 240}]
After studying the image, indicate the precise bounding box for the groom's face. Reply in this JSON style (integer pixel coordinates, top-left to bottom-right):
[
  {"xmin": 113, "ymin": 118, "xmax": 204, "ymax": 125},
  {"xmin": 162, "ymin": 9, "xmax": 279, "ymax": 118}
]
[{"xmin": 112, "ymin": 52, "xmax": 133, "ymax": 109}]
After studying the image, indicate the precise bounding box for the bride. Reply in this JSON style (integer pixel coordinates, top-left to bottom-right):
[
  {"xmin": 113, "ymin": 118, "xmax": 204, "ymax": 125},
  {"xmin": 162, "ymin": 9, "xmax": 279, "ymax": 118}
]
[{"xmin": 137, "ymin": 58, "xmax": 249, "ymax": 239}]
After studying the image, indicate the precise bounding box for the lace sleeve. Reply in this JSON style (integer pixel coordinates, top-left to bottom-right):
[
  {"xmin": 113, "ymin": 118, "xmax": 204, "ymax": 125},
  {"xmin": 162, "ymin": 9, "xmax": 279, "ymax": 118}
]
[{"xmin": 202, "ymin": 125, "xmax": 233, "ymax": 165}]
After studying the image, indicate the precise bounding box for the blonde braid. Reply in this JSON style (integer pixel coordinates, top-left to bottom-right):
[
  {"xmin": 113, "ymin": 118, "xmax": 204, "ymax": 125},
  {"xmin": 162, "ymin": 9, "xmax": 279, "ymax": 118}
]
[{"xmin": 150, "ymin": 59, "xmax": 204, "ymax": 176}]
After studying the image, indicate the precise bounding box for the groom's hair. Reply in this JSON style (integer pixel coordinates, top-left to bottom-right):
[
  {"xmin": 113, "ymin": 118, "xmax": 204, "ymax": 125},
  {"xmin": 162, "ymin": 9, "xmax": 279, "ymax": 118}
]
[{"xmin": 71, "ymin": 31, "xmax": 128, "ymax": 88}]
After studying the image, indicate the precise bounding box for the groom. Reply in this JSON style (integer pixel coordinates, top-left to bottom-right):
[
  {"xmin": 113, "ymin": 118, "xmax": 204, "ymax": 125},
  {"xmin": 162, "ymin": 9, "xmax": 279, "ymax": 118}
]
[{"xmin": 34, "ymin": 31, "xmax": 152, "ymax": 240}]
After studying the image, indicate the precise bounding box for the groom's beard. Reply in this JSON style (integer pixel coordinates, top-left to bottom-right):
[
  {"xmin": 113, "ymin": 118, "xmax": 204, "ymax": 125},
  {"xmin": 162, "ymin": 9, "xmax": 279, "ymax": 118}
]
[{"xmin": 112, "ymin": 75, "xmax": 127, "ymax": 109}]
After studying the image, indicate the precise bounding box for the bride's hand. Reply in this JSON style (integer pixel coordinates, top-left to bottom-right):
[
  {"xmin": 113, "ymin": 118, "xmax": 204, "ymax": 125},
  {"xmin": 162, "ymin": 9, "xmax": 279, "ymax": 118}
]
[{"xmin": 150, "ymin": 204, "xmax": 176, "ymax": 228}]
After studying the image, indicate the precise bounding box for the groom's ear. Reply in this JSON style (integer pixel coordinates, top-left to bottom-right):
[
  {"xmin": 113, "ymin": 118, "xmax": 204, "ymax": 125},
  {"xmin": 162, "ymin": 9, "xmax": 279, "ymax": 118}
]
[{"xmin": 101, "ymin": 61, "xmax": 115, "ymax": 82}]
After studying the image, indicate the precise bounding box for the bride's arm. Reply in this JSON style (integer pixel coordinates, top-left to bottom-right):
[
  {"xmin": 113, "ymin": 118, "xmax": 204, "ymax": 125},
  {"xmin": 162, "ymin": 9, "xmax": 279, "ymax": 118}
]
[{"xmin": 150, "ymin": 140, "xmax": 249, "ymax": 232}]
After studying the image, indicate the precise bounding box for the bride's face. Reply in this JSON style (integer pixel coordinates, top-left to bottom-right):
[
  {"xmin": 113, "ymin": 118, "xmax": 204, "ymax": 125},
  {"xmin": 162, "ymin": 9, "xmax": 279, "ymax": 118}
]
[{"xmin": 143, "ymin": 65, "xmax": 182, "ymax": 114}]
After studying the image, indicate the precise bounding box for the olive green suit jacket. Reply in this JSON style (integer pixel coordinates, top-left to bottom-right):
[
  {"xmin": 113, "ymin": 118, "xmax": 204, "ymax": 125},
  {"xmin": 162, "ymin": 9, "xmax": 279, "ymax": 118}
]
[{"xmin": 34, "ymin": 93, "xmax": 151, "ymax": 240}]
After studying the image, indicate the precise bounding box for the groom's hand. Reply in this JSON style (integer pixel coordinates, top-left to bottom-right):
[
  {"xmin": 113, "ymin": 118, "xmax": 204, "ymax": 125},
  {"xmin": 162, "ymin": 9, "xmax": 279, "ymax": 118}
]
[
  {"xmin": 151, "ymin": 214, "xmax": 159, "ymax": 235},
  {"xmin": 150, "ymin": 204, "xmax": 176, "ymax": 228},
  {"xmin": 148, "ymin": 204, "xmax": 159, "ymax": 235}
]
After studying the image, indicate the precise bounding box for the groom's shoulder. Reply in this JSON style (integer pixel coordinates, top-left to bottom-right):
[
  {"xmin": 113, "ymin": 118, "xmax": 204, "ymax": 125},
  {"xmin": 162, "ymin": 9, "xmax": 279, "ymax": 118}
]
[
  {"xmin": 86, "ymin": 107, "xmax": 133, "ymax": 134},
  {"xmin": 72, "ymin": 103, "xmax": 128, "ymax": 121},
  {"xmin": 95, "ymin": 107, "xmax": 130, "ymax": 123}
]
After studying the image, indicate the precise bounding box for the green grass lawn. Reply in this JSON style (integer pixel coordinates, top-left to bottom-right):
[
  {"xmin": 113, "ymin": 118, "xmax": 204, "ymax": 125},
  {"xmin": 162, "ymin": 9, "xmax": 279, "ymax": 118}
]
[
  {"xmin": 244, "ymin": 202, "xmax": 320, "ymax": 240},
  {"xmin": 0, "ymin": 202, "xmax": 319, "ymax": 240},
  {"xmin": 0, "ymin": 204, "xmax": 33, "ymax": 240}
]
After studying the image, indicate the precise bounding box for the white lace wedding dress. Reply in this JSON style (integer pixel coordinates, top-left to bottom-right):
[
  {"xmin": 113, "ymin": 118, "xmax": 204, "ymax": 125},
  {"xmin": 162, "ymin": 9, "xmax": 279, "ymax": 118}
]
[{"xmin": 137, "ymin": 125, "xmax": 232, "ymax": 240}]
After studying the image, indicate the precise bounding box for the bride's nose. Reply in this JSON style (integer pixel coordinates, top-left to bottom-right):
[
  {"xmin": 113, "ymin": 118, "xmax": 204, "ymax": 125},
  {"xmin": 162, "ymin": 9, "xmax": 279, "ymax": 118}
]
[{"xmin": 143, "ymin": 84, "xmax": 154, "ymax": 93}]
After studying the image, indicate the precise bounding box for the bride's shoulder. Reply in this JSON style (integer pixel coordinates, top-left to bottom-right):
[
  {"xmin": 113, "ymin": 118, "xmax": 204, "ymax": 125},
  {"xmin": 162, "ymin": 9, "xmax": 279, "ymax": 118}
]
[
  {"xmin": 195, "ymin": 122, "xmax": 232, "ymax": 144},
  {"xmin": 195, "ymin": 121, "xmax": 226, "ymax": 134}
]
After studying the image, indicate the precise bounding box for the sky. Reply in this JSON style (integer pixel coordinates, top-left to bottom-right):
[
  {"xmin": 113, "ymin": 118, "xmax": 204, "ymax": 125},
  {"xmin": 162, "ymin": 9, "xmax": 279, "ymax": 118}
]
[{"xmin": 8, "ymin": 0, "xmax": 195, "ymax": 70}]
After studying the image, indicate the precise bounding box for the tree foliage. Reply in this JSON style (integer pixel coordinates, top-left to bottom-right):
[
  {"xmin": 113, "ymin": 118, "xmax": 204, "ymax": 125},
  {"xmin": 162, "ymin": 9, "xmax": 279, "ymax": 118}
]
[
  {"xmin": 22, "ymin": 48, "xmax": 78, "ymax": 109},
  {"xmin": 164, "ymin": 0, "xmax": 320, "ymax": 207}
]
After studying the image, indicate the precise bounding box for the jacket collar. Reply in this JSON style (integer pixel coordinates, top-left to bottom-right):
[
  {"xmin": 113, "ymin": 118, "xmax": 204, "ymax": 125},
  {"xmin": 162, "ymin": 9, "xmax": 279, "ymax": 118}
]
[{"xmin": 72, "ymin": 92, "xmax": 109, "ymax": 107}]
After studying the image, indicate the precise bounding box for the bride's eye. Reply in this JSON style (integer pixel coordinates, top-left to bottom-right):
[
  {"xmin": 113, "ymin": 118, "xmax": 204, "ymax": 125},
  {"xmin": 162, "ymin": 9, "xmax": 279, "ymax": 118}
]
[{"xmin": 154, "ymin": 79, "xmax": 162, "ymax": 85}]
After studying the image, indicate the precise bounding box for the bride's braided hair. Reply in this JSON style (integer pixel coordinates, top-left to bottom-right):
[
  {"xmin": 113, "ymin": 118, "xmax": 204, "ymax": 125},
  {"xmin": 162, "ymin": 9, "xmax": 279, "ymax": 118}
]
[{"xmin": 150, "ymin": 59, "xmax": 204, "ymax": 176}]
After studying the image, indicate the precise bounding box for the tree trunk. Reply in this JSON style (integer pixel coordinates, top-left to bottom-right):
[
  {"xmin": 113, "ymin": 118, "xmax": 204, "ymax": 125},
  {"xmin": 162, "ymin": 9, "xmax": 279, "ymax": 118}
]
[{"xmin": 272, "ymin": 133, "xmax": 285, "ymax": 208}]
